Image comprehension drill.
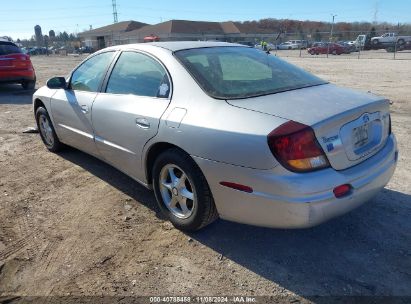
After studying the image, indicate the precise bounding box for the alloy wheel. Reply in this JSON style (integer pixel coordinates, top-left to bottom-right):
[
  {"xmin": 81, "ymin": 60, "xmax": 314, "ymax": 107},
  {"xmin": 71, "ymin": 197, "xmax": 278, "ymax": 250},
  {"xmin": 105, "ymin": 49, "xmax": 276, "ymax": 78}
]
[
  {"xmin": 38, "ymin": 114, "xmax": 54, "ymax": 147},
  {"xmin": 159, "ymin": 164, "xmax": 196, "ymax": 219}
]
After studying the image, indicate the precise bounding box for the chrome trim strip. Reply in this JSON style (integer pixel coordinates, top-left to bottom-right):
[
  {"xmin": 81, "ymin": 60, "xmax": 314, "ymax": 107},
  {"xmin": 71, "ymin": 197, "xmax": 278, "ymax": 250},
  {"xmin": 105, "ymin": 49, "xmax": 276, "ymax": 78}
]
[
  {"xmin": 94, "ymin": 136, "xmax": 136, "ymax": 155},
  {"xmin": 58, "ymin": 124, "xmax": 94, "ymax": 139}
]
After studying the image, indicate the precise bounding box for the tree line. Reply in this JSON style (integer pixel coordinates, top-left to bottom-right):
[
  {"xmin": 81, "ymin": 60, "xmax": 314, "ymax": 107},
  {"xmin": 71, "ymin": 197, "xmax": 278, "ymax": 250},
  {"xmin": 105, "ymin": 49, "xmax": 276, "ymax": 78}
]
[{"xmin": 234, "ymin": 18, "xmax": 411, "ymax": 41}]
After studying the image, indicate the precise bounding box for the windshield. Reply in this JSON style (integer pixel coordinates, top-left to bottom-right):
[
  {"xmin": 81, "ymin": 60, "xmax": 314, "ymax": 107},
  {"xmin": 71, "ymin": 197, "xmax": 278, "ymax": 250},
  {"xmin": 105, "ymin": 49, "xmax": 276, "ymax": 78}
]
[{"xmin": 174, "ymin": 46, "xmax": 327, "ymax": 99}]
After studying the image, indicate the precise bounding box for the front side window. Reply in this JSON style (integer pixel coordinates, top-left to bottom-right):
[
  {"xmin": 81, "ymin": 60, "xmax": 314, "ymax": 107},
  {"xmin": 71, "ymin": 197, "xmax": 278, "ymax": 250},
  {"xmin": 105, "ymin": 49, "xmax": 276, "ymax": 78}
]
[
  {"xmin": 70, "ymin": 52, "xmax": 114, "ymax": 92},
  {"xmin": 106, "ymin": 51, "xmax": 170, "ymax": 98},
  {"xmin": 175, "ymin": 47, "xmax": 327, "ymax": 99}
]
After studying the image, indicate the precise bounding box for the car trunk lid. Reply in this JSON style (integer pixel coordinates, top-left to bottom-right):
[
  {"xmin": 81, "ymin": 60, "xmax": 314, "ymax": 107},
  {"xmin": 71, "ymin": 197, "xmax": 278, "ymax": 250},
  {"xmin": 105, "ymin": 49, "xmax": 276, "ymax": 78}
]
[
  {"xmin": 226, "ymin": 84, "xmax": 391, "ymax": 170},
  {"xmin": 0, "ymin": 53, "xmax": 32, "ymax": 71}
]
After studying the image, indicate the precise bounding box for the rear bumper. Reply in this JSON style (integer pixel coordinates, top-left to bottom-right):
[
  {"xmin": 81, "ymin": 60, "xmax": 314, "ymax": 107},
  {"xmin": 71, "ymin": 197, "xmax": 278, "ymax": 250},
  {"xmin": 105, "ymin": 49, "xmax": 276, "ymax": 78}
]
[
  {"xmin": 193, "ymin": 134, "xmax": 398, "ymax": 228},
  {"xmin": 0, "ymin": 70, "xmax": 36, "ymax": 83}
]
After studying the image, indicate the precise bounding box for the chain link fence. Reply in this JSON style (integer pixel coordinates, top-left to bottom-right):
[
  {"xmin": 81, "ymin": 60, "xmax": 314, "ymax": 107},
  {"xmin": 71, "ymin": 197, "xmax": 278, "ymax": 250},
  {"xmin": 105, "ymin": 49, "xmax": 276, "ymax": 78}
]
[{"xmin": 88, "ymin": 30, "xmax": 411, "ymax": 60}]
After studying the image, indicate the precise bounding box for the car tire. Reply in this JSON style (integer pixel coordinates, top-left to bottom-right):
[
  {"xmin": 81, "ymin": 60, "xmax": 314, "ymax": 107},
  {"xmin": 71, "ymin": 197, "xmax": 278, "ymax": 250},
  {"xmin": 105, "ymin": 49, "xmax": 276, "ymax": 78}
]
[
  {"xmin": 152, "ymin": 148, "xmax": 218, "ymax": 231},
  {"xmin": 372, "ymin": 39, "xmax": 379, "ymax": 45},
  {"xmin": 397, "ymin": 39, "xmax": 405, "ymax": 46},
  {"xmin": 22, "ymin": 80, "xmax": 36, "ymax": 90},
  {"xmin": 35, "ymin": 107, "xmax": 64, "ymax": 152}
]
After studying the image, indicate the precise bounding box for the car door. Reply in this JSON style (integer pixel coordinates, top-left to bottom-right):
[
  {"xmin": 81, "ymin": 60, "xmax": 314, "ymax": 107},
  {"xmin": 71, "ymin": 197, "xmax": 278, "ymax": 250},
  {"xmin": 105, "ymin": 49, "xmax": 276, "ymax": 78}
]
[
  {"xmin": 91, "ymin": 51, "xmax": 172, "ymax": 182},
  {"xmin": 50, "ymin": 51, "xmax": 115, "ymax": 156}
]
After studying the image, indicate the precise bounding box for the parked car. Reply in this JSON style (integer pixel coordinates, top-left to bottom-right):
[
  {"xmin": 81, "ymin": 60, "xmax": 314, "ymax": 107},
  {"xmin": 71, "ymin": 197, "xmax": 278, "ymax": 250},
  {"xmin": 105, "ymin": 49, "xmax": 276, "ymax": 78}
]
[
  {"xmin": 33, "ymin": 42, "xmax": 397, "ymax": 231},
  {"xmin": 371, "ymin": 33, "xmax": 411, "ymax": 47},
  {"xmin": 346, "ymin": 40, "xmax": 359, "ymax": 51},
  {"xmin": 288, "ymin": 40, "xmax": 308, "ymax": 49},
  {"xmin": 277, "ymin": 41, "xmax": 299, "ymax": 50},
  {"xmin": 0, "ymin": 40, "xmax": 36, "ymax": 89},
  {"xmin": 338, "ymin": 42, "xmax": 356, "ymax": 53},
  {"xmin": 308, "ymin": 42, "xmax": 345, "ymax": 55},
  {"xmin": 386, "ymin": 41, "xmax": 411, "ymax": 52}
]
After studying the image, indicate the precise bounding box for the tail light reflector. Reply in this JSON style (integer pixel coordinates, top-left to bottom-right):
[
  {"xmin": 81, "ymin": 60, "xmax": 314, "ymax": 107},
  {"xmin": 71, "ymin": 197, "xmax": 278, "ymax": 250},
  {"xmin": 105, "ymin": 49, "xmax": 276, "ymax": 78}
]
[
  {"xmin": 333, "ymin": 184, "xmax": 352, "ymax": 198},
  {"xmin": 267, "ymin": 121, "xmax": 330, "ymax": 172},
  {"xmin": 220, "ymin": 182, "xmax": 253, "ymax": 193}
]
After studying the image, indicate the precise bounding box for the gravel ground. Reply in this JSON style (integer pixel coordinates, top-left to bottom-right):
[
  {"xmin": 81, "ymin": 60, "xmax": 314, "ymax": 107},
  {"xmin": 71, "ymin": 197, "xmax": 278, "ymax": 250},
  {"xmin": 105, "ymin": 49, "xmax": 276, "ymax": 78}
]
[{"xmin": 0, "ymin": 51, "xmax": 410, "ymax": 303}]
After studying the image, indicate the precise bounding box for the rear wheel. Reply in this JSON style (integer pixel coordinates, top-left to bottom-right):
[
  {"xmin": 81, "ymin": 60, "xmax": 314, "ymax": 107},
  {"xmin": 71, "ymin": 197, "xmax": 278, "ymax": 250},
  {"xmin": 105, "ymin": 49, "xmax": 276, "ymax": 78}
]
[
  {"xmin": 397, "ymin": 39, "xmax": 405, "ymax": 46},
  {"xmin": 35, "ymin": 107, "xmax": 64, "ymax": 152},
  {"xmin": 152, "ymin": 148, "xmax": 218, "ymax": 231},
  {"xmin": 22, "ymin": 80, "xmax": 36, "ymax": 90}
]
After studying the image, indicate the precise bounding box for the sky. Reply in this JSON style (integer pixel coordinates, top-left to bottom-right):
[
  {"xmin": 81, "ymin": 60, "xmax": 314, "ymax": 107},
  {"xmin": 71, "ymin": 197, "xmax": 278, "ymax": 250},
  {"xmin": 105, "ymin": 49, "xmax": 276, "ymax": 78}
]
[{"xmin": 2, "ymin": 0, "xmax": 410, "ymax": 40}]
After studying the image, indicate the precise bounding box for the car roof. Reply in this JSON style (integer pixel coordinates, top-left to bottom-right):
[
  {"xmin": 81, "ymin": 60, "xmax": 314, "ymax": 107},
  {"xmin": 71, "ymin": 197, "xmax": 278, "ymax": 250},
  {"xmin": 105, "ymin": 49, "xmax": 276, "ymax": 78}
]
[
  {"xmin": 0, "ymin": 40, "xmax": 17, "ymax": 46},
  {"xmin": 110, "ymin": 41, "xmax": 245, "ymax": 52}
]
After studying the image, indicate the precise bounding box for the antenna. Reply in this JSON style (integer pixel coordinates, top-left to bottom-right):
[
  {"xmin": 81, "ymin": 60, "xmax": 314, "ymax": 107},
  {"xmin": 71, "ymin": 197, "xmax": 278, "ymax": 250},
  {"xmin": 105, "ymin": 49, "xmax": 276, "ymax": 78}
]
[{"xmin": 112, "ymin": 0, "xmax": 118, "ymax": 23}]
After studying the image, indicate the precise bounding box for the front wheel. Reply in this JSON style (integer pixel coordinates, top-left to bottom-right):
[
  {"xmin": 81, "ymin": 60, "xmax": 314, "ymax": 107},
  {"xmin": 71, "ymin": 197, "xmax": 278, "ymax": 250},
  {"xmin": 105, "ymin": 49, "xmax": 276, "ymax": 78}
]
[
  {"xmin": 35, "ymin": 107, "xmax": 64, "ymax": 152},
  {"xmin": 152, "ymin": 148, "xmax": 218, "ymax": 231}
]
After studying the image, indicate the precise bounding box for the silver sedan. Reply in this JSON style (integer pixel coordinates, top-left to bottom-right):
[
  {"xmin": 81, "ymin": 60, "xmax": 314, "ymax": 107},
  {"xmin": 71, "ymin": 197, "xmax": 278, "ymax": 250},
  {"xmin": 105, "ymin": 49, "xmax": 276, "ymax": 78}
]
[{"xmin": 33, "ymin": 42, "xmax": 398, "ymax": 231}]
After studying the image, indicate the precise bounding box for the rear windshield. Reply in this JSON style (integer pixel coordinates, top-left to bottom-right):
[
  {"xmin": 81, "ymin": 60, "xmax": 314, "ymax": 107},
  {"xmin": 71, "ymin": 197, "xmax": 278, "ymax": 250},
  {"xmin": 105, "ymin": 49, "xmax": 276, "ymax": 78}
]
[
  {"xmin": 0, "ymin": 42, "xmax": 22, "ymax": 55},
  {"xmin": 174, "ymin": 46, "xmax": 327, "ymax": 99}
]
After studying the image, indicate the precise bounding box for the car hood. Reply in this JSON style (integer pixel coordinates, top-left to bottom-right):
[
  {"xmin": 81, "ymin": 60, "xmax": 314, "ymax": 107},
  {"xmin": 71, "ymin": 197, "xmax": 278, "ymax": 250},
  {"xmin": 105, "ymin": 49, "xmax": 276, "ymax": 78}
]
[{"xmin": 225, "ymin": 83, "xmax": 385, "ymax": 126}]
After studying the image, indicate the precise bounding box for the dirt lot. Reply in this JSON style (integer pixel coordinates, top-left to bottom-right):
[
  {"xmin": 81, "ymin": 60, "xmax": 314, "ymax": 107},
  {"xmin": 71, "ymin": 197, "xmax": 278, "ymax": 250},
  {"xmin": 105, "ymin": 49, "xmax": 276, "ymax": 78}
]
[{"xmin": 0, "ymin": 52, "xmax": 410, "ymax": 302}]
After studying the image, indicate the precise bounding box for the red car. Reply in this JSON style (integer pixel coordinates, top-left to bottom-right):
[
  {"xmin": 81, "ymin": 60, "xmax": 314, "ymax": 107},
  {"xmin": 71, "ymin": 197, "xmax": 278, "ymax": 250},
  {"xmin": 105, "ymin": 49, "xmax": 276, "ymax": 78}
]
[
  {"xmin": 0, "ymin": 40, "xmax": 36, "ymax": 89},
  {"xmin": 308, "ymin": 42, "xmax": 345, "ymax": 55}
]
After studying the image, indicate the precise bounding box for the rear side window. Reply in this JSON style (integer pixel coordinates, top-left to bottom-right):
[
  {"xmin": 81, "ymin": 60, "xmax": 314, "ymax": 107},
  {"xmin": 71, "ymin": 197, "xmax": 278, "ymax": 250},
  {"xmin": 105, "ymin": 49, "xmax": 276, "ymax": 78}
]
[
  {"xmin": 0, "ymin": 42, "xmax": 22, "ymax": 55},
  {"xmin": 106, "ymin": 51, "xmax": 170, "ymax": 98},
  {"xmin": 70, "ymin": 51, "xmax": 114, "ymax": 92}
]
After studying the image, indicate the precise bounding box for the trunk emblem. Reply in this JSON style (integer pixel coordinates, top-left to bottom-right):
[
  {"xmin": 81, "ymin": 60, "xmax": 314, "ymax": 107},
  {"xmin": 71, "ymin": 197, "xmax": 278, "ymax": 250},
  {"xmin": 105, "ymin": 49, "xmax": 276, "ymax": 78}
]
[
  {"xmin": 322, "ymin": 135, "xmax": 342, "ymax": 153},
  {"xmin": 362, "ymin": 114, "xmax": 370, "ymax": 123}
]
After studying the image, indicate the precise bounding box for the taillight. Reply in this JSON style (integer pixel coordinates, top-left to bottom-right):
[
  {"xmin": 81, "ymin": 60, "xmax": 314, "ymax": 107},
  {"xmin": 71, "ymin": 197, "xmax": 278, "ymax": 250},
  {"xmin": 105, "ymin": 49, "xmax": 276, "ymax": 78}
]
[{"xmin": 267, "ymin": 121, "xmax": 330, "ymax": 173}]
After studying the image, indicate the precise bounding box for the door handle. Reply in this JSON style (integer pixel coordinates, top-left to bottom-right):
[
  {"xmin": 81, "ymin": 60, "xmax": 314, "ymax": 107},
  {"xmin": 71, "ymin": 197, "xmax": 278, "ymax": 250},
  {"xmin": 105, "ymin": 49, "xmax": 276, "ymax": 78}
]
[
  {"xmin": 135, "ymin": 117, "xmax": 150, "ymax": 129},
  {"xmin": 80, "ymin": 105, "xmax": 89, "ymax": 114}
]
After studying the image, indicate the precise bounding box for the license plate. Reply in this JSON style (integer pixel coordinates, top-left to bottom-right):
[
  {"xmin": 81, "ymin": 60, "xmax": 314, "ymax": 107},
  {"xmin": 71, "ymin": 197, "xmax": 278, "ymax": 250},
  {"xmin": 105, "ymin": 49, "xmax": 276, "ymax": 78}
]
[{"xmin": 352, "ymin": 123, "xmax": 369, "ymax": 149}]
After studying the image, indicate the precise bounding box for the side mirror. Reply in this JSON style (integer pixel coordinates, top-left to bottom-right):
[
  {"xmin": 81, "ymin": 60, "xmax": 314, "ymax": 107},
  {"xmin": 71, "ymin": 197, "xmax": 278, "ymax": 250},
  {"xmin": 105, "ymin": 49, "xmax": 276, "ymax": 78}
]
[{"xmin": 46, "ymin": 77, "xmax": 67, "ymax": 89}]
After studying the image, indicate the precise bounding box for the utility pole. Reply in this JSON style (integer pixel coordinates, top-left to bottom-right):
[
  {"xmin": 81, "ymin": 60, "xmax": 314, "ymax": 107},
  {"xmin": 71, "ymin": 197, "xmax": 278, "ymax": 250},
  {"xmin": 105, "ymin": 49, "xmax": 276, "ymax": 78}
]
[
  {"xmin": 330, "ymin": 14, "xmax": 337, "ymax": 41},
  {"xmin": 327, "ymin": 14, "xmax": 337, "ymax": 58},
  {"xmin": 373, "ymin": 1, "xmax": 379, "ymax": 24},
  {"xmin": 112, "ymin": 0, "xmax": 118, "ymax": 23}
]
